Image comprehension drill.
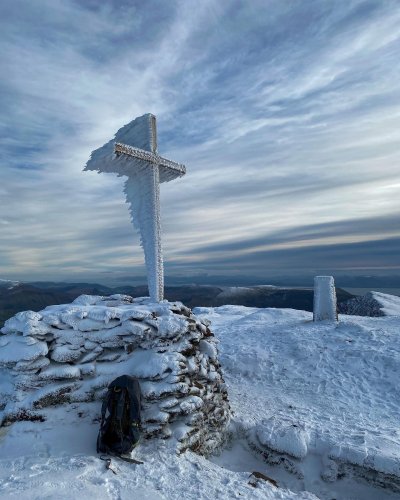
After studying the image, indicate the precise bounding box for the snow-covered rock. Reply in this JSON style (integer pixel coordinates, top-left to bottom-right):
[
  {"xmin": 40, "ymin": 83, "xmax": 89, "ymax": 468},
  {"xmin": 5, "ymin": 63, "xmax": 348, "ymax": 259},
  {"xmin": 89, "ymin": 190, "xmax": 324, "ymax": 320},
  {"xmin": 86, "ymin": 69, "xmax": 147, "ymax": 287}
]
[
  {"xmin": 255, "ymin": 416, "xmax": 310, "ymax": 459},
  {"xmin": 0, "ymin": 295, "xmax": 230, "ymax": 455},
  {"xmin": 339, "ymin": 291, "xmax": 400, "ymax": 317}
]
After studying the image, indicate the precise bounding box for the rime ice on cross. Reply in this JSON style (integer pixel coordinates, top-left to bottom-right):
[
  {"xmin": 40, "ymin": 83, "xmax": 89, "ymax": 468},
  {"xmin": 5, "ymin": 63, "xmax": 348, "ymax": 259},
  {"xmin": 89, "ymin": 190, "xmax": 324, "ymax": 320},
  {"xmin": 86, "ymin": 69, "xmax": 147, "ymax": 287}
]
[{"xmin": 84, "ymin": 114, "xmax": 186, "ymax": 302}]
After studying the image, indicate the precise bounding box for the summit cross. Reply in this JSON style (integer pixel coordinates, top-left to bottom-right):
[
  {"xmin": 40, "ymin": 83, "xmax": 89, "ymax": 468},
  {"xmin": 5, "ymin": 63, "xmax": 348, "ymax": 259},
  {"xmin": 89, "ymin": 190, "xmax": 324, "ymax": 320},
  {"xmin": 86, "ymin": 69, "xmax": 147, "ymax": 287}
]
[{"xmin": 84, "ymin": 113, "xmax": 186, "ymax": 302}]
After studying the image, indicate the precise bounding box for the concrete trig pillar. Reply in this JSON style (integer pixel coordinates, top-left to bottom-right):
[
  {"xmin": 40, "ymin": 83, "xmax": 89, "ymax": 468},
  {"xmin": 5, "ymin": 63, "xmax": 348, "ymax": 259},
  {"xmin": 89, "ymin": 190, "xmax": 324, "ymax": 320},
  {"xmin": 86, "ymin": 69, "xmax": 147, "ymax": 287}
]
[{"xmin": 313, "ymin": 276, "xmax": 338, "ymax": 322}]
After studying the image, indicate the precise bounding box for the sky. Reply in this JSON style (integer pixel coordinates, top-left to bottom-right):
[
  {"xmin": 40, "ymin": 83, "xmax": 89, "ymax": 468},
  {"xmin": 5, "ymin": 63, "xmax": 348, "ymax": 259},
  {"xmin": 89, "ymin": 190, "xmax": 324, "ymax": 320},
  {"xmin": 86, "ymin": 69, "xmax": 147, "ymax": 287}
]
[{"xmin": 0, "ymin": 0, "xmax": 399, "ymax": 285}]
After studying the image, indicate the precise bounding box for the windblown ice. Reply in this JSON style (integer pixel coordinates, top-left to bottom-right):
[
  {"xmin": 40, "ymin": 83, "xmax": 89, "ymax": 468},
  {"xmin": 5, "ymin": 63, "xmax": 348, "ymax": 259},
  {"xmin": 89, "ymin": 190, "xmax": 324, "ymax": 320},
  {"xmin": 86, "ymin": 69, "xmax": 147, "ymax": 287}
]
[{"xmin": 84, "ymin": 114, "xmax": 186, "ymax": 302}]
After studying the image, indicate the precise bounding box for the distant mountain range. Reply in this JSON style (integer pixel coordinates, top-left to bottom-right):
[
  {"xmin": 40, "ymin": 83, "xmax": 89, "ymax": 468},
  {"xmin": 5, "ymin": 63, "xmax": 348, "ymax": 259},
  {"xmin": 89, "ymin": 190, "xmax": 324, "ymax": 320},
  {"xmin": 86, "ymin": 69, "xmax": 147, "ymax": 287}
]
[
  {"xmin": 0, "ymin": 280, "xmax": 355, "ymax": 328},
  {"xmin": 0, "ymin": 279, "xmax": 20, "ymax": 289}
]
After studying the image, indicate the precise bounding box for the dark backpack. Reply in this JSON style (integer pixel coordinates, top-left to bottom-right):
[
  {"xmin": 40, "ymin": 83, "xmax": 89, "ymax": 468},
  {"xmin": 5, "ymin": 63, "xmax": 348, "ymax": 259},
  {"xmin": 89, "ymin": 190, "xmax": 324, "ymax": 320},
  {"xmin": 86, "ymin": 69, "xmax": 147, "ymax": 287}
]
[{"xmin": 97, "ymin": 375, "xmax": 142, "ymax": 457}]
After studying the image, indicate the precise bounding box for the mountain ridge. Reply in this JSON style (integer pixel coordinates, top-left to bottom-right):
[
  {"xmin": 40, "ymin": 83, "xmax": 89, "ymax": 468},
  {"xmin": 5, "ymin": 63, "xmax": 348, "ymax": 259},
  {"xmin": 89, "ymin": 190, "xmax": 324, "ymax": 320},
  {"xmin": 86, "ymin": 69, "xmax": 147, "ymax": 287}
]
[{"xmin": 0, "ymin": 281, "xmax": 354, "ymax": 328}]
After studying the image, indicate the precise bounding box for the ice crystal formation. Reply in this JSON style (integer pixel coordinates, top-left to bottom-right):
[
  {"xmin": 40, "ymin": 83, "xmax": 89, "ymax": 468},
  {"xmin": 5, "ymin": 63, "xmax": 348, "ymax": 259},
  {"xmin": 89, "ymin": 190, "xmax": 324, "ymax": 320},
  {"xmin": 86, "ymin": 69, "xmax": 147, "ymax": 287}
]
[{"xmin": 84, "ymin": 114, "xmax": 186, "ymax": 302}]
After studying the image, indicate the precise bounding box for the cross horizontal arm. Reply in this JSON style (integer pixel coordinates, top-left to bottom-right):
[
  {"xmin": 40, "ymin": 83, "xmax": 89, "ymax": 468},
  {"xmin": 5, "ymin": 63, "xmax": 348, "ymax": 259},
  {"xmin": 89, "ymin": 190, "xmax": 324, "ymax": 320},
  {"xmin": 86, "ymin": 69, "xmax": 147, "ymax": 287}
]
[{"xmin": 115, "ymin": 142, "xmax": 186, "ymax": 176}]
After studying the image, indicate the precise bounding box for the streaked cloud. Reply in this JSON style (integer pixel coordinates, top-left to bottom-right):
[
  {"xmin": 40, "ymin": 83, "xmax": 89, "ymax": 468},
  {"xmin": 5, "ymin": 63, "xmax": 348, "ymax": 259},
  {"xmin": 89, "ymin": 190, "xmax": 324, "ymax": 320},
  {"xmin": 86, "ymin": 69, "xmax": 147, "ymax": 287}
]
[{"xmin": 0, "ymin": 0, "xmax": 399, "ymax": 282}]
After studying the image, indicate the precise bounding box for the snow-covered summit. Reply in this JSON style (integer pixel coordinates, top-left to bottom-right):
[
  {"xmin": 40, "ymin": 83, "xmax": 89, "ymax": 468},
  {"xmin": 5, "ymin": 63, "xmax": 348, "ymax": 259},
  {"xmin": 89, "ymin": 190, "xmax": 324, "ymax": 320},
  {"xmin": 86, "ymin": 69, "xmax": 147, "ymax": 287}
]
[{"xmin": 1, "ymin": 300, "xmax": 399, "ymax": 499}]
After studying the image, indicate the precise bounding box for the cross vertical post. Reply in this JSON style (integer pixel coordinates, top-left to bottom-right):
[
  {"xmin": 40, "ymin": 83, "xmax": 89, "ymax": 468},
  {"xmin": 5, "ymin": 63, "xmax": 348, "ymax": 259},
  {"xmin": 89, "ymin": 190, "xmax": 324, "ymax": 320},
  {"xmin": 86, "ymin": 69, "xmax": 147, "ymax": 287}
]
[{"xmin": 147, "ymin": 115, "xmax": 163, "ymax": 301}]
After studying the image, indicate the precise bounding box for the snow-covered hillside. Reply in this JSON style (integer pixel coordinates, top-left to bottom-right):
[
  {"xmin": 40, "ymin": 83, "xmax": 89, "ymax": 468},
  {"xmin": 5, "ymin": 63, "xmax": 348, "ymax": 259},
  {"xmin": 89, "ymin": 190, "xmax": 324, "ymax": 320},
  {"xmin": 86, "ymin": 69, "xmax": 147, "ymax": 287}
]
[
  {"xmin": 339, "ymin": 291, "xmax": 400, "ymax": 316},
  {"xmin": 0, "ymin": 301, "xmax": 399, "ymax": 499},
  {"xmin": 0, "ymin": 279, "xmax": 19, "ymax": 290}
]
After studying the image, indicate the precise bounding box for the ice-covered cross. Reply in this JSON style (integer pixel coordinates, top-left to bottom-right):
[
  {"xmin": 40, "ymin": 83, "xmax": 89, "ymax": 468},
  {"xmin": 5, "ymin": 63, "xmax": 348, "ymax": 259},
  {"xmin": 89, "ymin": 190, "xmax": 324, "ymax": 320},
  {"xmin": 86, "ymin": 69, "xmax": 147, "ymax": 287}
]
[{"xmin": 84, "ymin": 114, "xmax": 186, "ymax": 302}]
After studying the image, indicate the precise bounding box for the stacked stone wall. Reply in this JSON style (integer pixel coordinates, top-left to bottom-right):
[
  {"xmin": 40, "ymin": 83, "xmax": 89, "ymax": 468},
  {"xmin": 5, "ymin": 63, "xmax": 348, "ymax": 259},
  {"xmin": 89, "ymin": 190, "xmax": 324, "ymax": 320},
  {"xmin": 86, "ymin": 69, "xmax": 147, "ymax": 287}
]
[{"xmin": 0, "ymin": 295, "xmax": 230, "ymax": 454}]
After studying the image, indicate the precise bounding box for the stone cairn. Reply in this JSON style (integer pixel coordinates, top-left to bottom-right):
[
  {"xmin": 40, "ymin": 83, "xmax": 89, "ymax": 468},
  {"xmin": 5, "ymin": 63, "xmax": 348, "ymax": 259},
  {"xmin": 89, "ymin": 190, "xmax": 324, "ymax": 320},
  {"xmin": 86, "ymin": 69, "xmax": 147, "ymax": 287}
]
[{"xmin": 0, "ymin": 294, "xmax": 230, "ymax": 455}]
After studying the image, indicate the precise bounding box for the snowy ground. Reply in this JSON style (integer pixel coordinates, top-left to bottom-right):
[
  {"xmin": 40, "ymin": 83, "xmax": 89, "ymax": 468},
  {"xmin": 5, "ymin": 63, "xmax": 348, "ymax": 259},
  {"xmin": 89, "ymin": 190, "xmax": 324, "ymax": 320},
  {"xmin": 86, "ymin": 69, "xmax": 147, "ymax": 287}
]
[
  {"xmin": 1, "ymin": 305, "xmax": 400, "ymax": 499},
  {"xmin": 197, "ymin": 306, "xmax": 400, "ymax": 499}
]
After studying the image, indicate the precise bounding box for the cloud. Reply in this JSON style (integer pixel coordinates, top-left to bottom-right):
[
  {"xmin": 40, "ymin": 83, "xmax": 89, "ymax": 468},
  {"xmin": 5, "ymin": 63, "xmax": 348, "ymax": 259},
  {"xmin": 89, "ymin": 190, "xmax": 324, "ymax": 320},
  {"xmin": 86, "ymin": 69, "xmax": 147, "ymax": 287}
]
[
  {"xmin": 165, "ymin": 236, "xmax": 400, "ymax": 279},
  {"xmin": 0, "ymin": 0, "xmax": 399, "ymax": 282}
]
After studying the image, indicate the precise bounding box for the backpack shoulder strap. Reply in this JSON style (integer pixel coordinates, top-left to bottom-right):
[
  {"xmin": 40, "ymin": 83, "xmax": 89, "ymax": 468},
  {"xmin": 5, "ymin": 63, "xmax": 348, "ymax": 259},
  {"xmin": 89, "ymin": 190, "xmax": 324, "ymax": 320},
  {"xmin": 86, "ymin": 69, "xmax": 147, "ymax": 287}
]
[
  {"xmin": 115, "ymin": 388, "xmax": 126, "ymax": 422},
  {"xmin": 100, "ymin": 389, "xmax": 112, "ymax": 425}
]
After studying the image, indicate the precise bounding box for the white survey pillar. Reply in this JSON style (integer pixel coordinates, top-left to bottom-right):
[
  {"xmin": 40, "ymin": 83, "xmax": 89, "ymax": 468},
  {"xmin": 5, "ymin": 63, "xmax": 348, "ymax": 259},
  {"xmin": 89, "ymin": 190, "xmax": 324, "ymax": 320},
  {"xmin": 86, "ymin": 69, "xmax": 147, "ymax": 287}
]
[{"xmin": 313, "ymin": 276, "xmax": 338, "ymax": 322}]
